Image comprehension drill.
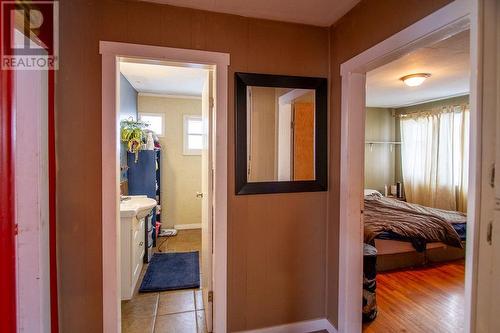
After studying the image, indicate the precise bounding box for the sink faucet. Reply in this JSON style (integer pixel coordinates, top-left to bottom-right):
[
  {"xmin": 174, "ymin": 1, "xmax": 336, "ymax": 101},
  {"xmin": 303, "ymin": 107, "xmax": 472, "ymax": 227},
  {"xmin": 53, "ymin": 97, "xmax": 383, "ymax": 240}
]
[{"xmin": 120, "ymin": 195, "xmax": 131, "ymax": 202}]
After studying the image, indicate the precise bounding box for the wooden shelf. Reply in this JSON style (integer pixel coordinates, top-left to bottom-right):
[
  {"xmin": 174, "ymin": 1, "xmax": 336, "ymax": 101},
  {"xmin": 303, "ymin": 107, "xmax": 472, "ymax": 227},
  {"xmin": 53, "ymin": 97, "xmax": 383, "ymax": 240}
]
[
  {"xmin": 365, "ymin": 141, "xmax": 401, "ymax": 144},
  {"xmin": 365, "ymin": 141, "xmax": 401, "ymax": 152}
]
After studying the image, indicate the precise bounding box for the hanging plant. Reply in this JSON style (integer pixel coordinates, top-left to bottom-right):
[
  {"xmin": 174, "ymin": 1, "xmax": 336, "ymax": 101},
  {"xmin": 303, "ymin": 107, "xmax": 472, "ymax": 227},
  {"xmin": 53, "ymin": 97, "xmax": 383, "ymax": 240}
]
[{"xmin": 120, "ymin": 118, "xmax": 149, "ymax": 162}]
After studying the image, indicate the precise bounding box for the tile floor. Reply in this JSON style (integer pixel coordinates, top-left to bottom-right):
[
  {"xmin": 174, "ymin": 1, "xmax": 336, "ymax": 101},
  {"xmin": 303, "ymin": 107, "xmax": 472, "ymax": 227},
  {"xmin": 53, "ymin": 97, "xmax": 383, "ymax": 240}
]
[{"xmin": 122, "ymin": 230, "xmax": 207, "ymax": 333}]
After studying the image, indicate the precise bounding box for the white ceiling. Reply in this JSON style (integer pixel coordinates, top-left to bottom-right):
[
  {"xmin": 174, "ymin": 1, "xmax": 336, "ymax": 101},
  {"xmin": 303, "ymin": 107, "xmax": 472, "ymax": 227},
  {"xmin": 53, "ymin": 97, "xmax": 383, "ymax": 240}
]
[
  {"xmin": 120, "ymin": 62, "xmax": 207, "ymax": 97},
  {"xmin": 366, "ymin": 30, "xmax": 470, "ymax": 108},
  {"xmin": 143, "ymin": 0, "xmax": 360, "ymax": 26}
]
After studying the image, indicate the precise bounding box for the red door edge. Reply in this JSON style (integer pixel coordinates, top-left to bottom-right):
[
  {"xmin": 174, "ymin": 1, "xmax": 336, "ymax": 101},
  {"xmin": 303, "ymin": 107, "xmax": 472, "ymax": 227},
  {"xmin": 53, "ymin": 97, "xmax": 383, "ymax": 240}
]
[{"xmin": 48, "ymin": 64, "xmax": 59, "ymax": 333}]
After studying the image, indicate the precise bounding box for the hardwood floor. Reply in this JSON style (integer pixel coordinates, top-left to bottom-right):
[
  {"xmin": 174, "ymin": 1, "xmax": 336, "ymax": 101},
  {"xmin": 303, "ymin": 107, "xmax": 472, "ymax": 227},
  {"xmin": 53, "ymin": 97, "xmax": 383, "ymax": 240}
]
[{"xmin": 363, "ymin": 260, "xmax": 465, "ymax": 333}]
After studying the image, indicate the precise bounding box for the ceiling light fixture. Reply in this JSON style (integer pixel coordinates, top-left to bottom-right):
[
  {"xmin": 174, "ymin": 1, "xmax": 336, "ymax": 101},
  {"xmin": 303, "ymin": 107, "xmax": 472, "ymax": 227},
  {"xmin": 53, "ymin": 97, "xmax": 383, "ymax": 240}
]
[{"xmin": 400, "ymin": 73, "xmax": 431, "ymax": 87}]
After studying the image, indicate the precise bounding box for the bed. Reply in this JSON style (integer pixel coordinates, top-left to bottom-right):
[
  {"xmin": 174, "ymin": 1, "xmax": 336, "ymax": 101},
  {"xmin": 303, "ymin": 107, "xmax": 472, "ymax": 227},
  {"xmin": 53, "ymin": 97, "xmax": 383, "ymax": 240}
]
[{"xmin": 363, "ymin": 189, "xmax": 466, "ymax": 270}]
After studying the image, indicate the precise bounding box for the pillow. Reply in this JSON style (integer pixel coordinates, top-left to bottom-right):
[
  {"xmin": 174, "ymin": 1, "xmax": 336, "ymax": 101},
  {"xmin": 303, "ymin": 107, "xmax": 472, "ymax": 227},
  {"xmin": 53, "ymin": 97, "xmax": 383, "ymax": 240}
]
[{"xmin": 364, "ymin": 189, "xmax": 382, "ymax": 197}]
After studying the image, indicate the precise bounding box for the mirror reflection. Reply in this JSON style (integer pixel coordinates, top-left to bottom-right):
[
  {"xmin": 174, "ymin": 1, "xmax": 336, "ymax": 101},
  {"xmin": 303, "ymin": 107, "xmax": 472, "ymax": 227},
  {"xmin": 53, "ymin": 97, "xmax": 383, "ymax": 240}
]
[{"xmin": 247, "ymin": 87, "xmax": 316, "ymax": 182}]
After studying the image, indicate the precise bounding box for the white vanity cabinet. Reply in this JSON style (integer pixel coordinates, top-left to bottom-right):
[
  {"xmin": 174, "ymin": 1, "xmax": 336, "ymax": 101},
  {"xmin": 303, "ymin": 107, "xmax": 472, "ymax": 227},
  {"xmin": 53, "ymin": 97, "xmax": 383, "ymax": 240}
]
[
  {"xmin": 119, "ymin": 195, "xmax": 156, "ymax": 300},
  {"xmin": 120, "ymin": 214, "xmax": 146, "ymax": 300}
]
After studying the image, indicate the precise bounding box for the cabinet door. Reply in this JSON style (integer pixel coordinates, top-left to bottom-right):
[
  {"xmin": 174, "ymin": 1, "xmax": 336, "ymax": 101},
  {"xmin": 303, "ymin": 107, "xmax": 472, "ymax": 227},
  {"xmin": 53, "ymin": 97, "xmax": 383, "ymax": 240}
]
[{"xmin": 132, "ymin": 218, "xmax": 145, "ymax": 284}]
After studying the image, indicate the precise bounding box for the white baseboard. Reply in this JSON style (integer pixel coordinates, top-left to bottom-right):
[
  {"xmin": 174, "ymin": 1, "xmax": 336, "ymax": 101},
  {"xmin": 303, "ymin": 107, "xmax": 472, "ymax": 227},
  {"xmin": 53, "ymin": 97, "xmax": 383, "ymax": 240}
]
[
  {"xmin": 236, "ymin": 318, "xmax": 337, "ymax": 333},
  {"xmin": 174, "ymin": 223, "xmax": 201, "ymax": 230},
  {"xmin": 323, "ymin": 319, "xmax": 336, "ymax": 333}
]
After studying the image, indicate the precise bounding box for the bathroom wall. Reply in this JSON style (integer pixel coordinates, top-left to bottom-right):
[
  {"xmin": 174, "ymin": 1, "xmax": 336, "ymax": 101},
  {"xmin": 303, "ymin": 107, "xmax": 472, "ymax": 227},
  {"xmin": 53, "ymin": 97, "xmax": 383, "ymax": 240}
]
[
  {"xmin": 119, "ymin": 73, "xmax": 138, "ymax": 183},
  {"xmin": 119, "ymin": 74, "xmax": 138, "ymax": 121},
  {"xmin": 364, "ymin": 107, "xmax": 397, "ymax": 193},
  {"xmin": 138, "ymin": 95, "xmax": 202, "ymax": 229}
]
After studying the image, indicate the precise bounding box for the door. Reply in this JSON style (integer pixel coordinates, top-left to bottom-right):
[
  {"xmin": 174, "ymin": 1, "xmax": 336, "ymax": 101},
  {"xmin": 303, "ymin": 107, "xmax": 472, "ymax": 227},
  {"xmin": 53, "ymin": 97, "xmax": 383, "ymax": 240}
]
[
  {"xmin": 201, "ymin": 69, "xmax": 214, "ymax": 332},
  {"xmin": 292, "ymin": 102, "xmax": 315, "ymax": 180},
  {"xmin": 488, "ymin": 4, "xmax": 500, "ymax": 331},
  {"xmin": 14, "ymin": 60, "xmax": 52, "ymax": 333},
  {"xmin": 1, "ymin": 22, "xmax": 56, "ymax": 332},
  {"xmin": 473, "ymin": 0, "xmax": 500, "ymax": 331}
]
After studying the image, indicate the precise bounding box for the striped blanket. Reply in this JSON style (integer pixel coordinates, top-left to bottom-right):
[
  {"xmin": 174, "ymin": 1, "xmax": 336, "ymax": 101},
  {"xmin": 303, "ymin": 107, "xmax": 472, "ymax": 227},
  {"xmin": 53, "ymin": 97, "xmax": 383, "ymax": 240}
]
[{"xmin": 364, "ymin": 193, "xmax": 465, "ymax": 249}]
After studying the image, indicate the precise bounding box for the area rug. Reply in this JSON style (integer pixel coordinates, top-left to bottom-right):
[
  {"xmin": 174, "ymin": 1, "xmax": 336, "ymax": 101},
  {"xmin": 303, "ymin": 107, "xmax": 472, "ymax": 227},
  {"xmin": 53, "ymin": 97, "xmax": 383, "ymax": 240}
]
[{"xmin": 139, "ymin": 252, "xmax": 200, "ymax": 292}]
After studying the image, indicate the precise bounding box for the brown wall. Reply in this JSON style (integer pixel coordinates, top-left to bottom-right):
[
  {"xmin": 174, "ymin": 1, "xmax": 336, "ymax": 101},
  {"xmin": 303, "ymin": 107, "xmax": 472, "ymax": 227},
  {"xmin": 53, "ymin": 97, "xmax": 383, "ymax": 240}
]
[
  {"xmin": 57, "ymin": 0, "xmax": 459, "ymax": 331},
  {"xmin": 326, "ymin": 0, "xmax": 453, "ymax": 326},
  {"xmin": 56, "ymin": 0, "xmax": 328, "ymax": 332}
]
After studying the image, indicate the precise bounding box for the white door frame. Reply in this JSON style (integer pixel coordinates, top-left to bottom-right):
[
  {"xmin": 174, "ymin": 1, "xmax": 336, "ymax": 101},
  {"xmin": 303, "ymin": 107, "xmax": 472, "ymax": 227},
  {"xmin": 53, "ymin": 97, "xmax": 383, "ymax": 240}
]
[
  {"xmin": 99, "ymin": 41, "xmax": 229, "ymax": 333},
  {"xmin": 337, "ymin": 1, "xmax": 479, "ymax": 332}
]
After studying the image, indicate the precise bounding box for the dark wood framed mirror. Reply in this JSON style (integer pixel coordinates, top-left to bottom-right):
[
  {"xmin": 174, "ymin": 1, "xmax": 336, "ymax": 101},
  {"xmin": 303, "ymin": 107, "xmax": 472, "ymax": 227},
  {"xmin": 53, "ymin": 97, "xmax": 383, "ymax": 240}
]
[{"xmin": 235, "ymin": 72, "xmax": 328, "ymax": 195}]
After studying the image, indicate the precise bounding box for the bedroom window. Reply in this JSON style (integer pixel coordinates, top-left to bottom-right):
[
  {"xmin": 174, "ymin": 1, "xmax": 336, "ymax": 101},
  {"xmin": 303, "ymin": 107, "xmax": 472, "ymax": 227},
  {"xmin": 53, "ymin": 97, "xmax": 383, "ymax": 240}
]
[
  {"xmin": 183, "ymin": 115, "xmax": 203, "ymax": 155},
  {"xmin": 400, "ymin": 105, "xmax": 469, "ymax": 212},
  {"xmin": 138, "ymin": 113, "xmax": 165, "ymax": 137}
]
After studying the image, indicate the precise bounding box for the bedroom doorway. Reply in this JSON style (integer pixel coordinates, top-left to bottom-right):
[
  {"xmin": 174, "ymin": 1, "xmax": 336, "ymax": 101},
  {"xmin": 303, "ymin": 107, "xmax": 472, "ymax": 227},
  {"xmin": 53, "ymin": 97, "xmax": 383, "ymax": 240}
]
[
  {"xmin": 362, "ymin": 29, "xmax": 470, "ymax": 332},
  {"xmin": 336, "ymin": 1, "xmax": 485, "ymax": 332}
]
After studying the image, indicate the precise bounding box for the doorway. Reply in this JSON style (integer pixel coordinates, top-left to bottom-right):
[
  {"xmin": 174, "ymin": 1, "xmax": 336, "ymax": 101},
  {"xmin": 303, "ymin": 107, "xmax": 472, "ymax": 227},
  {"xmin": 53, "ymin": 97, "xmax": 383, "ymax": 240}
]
[
  {"xmin": 100, "ymin": 42, "xmax": 229, "ymax": 333},
  {"xmin": 362, "ymin": 29, "xmax": 470, "ymax": 332},
  {"xmin": 118, "ymin": 59, "xmax": 214, "ymax": 332},
  {"xmin": 337, "ymin": 1, "xmax": 479, "ymax": 332}
]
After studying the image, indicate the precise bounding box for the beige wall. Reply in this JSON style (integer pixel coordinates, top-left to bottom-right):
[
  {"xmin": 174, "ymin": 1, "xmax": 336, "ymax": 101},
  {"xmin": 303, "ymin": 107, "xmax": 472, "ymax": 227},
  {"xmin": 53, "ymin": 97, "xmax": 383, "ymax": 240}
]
[
  {"xmin": 57, "ymin": 1, "xmax": 328, "ymax": 331},
  {"xmin": 364, "ymin": 108, "xmax": 396, "ymax": 193},
  {"xmin": 327, "ymin": 0, "xmax": 453, "ymax": 326},
  {"xmin": 395, "ymin": 94, "xmax": 470, "ymax": 115},
  {"xmin": 138, "ymin": 96, "xmax": 202, "ymax": 228}
]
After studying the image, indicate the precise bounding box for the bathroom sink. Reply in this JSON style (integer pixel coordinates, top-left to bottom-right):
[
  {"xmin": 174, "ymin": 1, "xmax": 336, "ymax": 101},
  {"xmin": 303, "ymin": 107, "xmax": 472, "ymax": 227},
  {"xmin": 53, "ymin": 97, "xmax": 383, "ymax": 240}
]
[{"xmin": 120, "ymin": 195, "xmax": 157, "ymax": 219}]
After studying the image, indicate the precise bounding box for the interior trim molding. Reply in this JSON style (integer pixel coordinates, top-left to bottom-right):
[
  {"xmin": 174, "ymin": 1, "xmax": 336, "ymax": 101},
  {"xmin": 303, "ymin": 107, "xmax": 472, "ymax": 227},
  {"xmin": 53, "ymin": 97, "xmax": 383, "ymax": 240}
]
[
  {"xmin": 174, "ymin": 223, "xmax": 202, "ymax": 230},
  {"xmin": 236, "ymin": 318, "xmax": 337, "ymax": 333}
]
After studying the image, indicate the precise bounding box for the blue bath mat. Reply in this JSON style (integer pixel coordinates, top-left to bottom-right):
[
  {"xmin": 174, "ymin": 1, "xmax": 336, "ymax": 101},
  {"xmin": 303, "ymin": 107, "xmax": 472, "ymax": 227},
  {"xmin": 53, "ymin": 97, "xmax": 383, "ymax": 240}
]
[{"xmin": 139, "ymin": 252, "xmax": 200, "ymax": 292}]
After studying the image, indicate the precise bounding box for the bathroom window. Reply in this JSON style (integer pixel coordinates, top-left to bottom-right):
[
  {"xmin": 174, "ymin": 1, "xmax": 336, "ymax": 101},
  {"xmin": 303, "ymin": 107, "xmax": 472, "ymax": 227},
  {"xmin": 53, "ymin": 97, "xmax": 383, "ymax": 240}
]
[
  {"xmin": 183, "ymin": 115, "xmax": 203, "ymax": 155},
  {"xmin": 139, "ymin": 113, "xmax": 165, "ymax": 137}
]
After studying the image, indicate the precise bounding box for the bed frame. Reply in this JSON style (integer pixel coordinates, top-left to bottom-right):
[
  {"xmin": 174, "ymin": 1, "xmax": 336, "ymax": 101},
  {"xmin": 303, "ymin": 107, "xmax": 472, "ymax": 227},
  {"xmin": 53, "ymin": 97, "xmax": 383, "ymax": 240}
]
[{"xmin": 375, "ymin": 239, "xmax": 466, "ymax": 271}]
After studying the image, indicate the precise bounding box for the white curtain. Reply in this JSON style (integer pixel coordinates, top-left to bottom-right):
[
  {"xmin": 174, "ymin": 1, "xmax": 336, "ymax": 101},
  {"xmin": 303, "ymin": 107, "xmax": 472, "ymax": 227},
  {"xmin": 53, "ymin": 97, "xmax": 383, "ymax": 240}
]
[{"xmin": 400, "ymin": 105, "xmax": 469, "ymax": 212}]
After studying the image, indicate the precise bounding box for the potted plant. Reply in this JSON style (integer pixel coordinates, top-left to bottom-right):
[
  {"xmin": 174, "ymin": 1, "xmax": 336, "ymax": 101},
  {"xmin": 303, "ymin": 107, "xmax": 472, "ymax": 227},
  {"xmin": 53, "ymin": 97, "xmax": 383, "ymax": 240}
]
[{"xmin": 120, "ymin": 118, "xmax": 149, "ymax": 162}]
